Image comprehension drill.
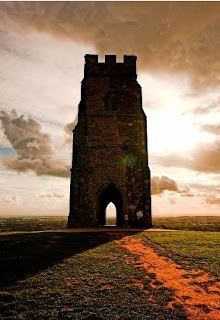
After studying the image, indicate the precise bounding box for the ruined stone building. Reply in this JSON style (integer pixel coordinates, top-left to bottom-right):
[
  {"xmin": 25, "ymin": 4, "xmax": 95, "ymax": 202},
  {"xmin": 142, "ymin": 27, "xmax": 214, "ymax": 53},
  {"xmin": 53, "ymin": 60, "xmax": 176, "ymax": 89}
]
[{"xmin": 68, "ymin": 55, "xmax": 152, "ymax": 228}]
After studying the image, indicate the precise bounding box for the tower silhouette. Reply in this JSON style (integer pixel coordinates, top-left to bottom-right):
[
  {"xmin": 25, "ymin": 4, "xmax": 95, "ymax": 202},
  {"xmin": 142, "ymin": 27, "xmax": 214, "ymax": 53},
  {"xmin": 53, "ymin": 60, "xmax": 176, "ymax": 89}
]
[{"xmin": 68, "ymin": 55, "xmax": 152, "ymax": 228}]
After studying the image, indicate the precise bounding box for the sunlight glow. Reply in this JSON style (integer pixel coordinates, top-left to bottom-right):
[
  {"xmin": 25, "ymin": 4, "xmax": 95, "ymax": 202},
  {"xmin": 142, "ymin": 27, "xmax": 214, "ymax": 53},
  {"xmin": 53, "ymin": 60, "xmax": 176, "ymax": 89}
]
[
  {"xmin": 150, "ymin": 111, "xmax": 200, "ymax": 153},
  {"xmin": 140, "ymin": 72, "xmax": 214, "ymax": 154}
]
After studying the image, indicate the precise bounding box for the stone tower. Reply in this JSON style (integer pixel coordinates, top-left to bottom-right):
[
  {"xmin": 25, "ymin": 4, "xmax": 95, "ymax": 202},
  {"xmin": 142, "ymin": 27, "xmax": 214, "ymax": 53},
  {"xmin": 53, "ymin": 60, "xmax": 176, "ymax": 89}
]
[{"xmin": 68, "ymin": 54, "xmax": 152, "ymax": 228}]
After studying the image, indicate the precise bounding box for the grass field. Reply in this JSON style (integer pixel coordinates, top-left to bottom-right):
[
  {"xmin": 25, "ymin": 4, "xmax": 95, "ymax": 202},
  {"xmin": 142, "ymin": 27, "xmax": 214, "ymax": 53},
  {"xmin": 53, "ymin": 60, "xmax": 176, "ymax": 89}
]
[
  {"xmin": 0, "ymin": 231, "xmax": 187, "ymax": 319},
  {"xmin": 139, "ymin": 231, "xmax": 220, "ymax": 280},
  {"xmin": 0, "ymin": 216, "xmax": 66, "ymax": 232},
  {"xmin": 0, "ymin": 218, "xmax": 220, "ymax": 319},
  {"xmin": 152, "ymin": 216, "xmax": 220, "ymax": 231},
  {"xmin": 1, "ymin": 215, "xmax": 220, "ymax": 232}
]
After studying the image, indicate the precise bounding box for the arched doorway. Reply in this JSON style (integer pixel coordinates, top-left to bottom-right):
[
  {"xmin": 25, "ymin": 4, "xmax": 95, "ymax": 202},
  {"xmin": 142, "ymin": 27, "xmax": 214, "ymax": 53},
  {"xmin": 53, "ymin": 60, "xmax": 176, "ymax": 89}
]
[
  {"xmin": 98, "ymin": 184, "xmax": 124, "ymax": 227},
  {"xmin": 106, "ymin": 202, "xmax": 117, "ymax": 226}
]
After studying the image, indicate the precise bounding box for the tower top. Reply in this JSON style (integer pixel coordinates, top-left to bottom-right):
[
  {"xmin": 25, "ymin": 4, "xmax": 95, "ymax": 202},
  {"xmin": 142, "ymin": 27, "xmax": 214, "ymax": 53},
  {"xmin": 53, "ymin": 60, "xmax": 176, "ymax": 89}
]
[{"xmin": 84, "ymin": 54, "xmax": 137, "ymax": 77}]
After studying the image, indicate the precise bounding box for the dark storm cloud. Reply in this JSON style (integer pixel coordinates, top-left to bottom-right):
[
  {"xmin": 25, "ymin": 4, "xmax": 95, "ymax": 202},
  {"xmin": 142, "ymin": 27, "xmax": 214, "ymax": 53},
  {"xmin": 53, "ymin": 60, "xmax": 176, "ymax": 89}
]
[
  {"xmin": 0, "ymin": 109, "xmax": 70, "ymax": 177},
  {"xmin": 0, "ymin": 2, "xmax": 219, "ymax": 89},
  {"xmin": 153, "ymin": 140, "xmax": 220, "ymax": 173}
]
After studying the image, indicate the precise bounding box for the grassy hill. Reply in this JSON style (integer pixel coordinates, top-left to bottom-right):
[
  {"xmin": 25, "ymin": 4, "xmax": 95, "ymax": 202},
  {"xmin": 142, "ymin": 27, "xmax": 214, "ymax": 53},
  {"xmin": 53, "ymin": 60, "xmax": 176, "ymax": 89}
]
[
  {"xmin": 0, "ymin": 219, "xmax": 220, "ymax": 319},
  {"xmin": 0, "ymin": 215, "xmax": 220, "ymax": 232}
]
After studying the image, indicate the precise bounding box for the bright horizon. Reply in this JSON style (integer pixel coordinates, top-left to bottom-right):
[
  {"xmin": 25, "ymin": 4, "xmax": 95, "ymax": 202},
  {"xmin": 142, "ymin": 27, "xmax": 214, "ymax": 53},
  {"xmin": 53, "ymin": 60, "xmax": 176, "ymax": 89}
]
[{"xmin": 0, "ymin": 2, "xmax": 220, "ymax": 217}]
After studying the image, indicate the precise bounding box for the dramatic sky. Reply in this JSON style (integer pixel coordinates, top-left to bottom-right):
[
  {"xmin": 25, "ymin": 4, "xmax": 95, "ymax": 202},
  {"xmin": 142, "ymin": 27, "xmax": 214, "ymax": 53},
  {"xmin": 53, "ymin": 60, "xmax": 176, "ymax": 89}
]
[{"xmin": 0, "ymin": 1, "xmax": 220, "ymax": 217}]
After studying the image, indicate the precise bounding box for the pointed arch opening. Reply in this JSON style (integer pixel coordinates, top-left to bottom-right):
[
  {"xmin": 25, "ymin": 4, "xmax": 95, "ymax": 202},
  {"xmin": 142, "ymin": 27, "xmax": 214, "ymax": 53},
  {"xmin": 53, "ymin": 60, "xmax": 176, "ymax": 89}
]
[
  {"xmin": 97, "ymin": 184, "xmax": 124, "ymax": 227},
  {"xmin": 106, "ymin": 202, "xmax": 117, "ymax": 226}
]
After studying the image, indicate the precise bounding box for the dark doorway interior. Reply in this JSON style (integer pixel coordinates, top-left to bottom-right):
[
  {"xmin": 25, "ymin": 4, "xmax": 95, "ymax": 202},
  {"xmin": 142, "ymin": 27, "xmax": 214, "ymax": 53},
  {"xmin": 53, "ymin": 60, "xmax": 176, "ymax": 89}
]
[{"xmin": 98, "ymin": 184, "xmax": 124, "ymax": 227}]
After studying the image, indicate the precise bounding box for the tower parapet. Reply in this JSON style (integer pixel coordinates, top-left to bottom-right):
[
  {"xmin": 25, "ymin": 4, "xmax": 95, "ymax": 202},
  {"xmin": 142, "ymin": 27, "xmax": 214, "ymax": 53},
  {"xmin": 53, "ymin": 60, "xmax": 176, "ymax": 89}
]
[{"xmin": 84, "ymin": 54, "xmax": 137, "ymax": 78}]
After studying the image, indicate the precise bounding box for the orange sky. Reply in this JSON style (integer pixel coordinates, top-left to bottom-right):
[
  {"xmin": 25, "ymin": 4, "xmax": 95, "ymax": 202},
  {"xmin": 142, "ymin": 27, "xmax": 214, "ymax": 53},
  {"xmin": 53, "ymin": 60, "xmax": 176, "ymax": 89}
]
[{"xmin": 0, "ymin": 2, "xmax": 220, "ymax": 217}]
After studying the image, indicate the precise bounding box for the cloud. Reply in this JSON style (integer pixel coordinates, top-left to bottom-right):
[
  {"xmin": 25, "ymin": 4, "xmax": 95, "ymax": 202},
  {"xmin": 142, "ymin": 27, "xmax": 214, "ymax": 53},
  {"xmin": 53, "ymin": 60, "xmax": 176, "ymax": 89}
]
[
  {"xmin": 188, "ymin": 183, "xmax": 220, "ymax": 203},
  {"xmin": 0, "ymin": 2, "xmax": 219, "ymax": 89},
  {"xmin": 152, "ymin": 153, "xmax": 190, "ymax": 170},
  {"xmin": 0, "ymin": 194, "xmax": 20, "ymax": 207},
  {"xmin": 153, "ymin": 139, "xmax": 220, "ymax": 173},
  {"xmin": 206, "ymin": 196, "xmax": 220, "ymax": 206},
  {"xmin": 178, "ymin": 185, "xmax": 195, "ymax": 197},
  {"xmin": 151, "ymin": 176, "xmax": 179, "ymax": 195},
  {"xmin": 192, "ymin": 97, "xmax": 220, "ymax": 115},
  {"xmin": 39, "ymin": 192, "xmax": 64, "ymax": 199},
  {"xmin": 190, "ymin": 183, "xmax": 220, "ymax": 194},
  {"xmin": 64, "ymin": 118, "xmax": 77, "ymax": 146},
  {"xmin": 151, "ymin": 176, "xmax": 192, "ymax": 196},
  {"xmin": 0, "ymin": 109, "xmax": 70, "ymax": 177},
  {"xmin": 180, "ymin": 193, "xmax": 195, "ymax": 198},
  {"xmin": 201, "ymin": 123, "xmax": 220, "ymax": 135}
]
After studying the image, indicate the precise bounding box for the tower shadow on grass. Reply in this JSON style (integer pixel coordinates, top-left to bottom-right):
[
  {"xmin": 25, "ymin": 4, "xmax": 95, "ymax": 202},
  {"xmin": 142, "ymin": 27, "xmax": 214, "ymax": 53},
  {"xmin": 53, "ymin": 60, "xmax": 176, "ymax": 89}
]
[{"xmin": 0, "ymin": 230, "xmax": 139, "ymax": 288}]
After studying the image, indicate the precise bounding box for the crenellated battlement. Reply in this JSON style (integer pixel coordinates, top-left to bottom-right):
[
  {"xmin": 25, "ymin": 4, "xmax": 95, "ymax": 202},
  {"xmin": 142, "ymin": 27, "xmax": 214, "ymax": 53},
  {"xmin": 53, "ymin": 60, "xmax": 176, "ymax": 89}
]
[{"xmin": 84, "ymin": 54, "xmax": 137, "ymax": 77}]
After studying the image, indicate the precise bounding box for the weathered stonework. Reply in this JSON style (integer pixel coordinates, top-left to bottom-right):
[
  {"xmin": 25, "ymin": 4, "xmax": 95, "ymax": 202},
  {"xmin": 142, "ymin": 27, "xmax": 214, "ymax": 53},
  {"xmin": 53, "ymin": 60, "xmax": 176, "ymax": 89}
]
[{"xmin": 68, "ymin": 54, "xmax": 152, "ymax": 228}]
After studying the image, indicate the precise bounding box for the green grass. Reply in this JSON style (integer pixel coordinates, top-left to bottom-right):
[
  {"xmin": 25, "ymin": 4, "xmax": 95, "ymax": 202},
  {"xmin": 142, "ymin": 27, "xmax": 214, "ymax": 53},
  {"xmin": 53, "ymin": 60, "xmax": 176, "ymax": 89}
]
[
  {"xmin": 1, "ymin": 215, "xmax": 220, "ymax": 232},
  {"xmin": 0, "ymin": 216, "xmax": 67, "ymax": 232},
  {"xmin": 0, "ymin": 231, "xmax": 187, "ymax": 319},
  {"xmin": 0, "ymin": 232, "xmax": 110, "ymax": 287},
  {"xmin": 138, "ymin": 231, "xmax": 220, "ymax": 280},
  {"xmin": 0, "ymin": 216, "xmax": 219, "ymax": 319},
  {"xmin": 153, "ymin": 216, "xmax": 220, "ymax": 231}
]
